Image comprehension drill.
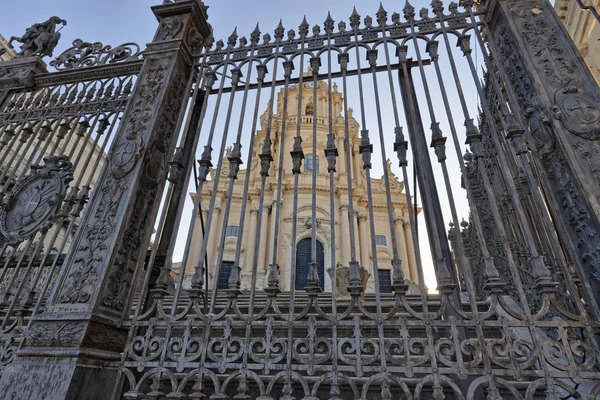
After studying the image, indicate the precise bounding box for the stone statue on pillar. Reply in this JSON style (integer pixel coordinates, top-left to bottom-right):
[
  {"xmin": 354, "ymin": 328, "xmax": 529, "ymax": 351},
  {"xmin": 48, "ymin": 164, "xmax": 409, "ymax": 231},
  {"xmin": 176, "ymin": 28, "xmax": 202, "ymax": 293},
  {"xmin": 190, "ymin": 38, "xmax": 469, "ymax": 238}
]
[{"xmin": 9, "ymin": 16, "xmax": 67, "ymax": 58}]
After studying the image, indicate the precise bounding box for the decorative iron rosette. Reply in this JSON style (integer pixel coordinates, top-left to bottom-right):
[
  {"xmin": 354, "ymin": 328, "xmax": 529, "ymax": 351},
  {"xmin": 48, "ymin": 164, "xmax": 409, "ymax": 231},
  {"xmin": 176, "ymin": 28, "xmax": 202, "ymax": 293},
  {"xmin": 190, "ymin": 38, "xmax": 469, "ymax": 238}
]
[{"xmin": 0, "ymin": 155, "xmax": 73, "ymax": 245}]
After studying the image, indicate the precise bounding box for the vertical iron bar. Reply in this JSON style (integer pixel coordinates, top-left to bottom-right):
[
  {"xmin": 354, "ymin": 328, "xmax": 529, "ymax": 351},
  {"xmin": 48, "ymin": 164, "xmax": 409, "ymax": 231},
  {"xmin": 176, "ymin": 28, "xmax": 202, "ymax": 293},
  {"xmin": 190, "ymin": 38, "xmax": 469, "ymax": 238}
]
[{"xmin": 350, "ymin": 11, "xmax": 388, "ymax": 378}]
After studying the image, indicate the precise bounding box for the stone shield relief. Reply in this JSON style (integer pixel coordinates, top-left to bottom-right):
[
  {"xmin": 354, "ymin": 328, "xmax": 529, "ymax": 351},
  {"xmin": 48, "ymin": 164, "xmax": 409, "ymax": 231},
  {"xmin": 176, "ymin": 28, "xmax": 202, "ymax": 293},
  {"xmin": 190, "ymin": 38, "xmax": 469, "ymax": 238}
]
[
  {"xmin": 0, "ymin": 155, "xmax": 74, "ymax": 245},
  {"xmin": 554, "ymin": 86, "xmax": 600, "ymax": 141}
]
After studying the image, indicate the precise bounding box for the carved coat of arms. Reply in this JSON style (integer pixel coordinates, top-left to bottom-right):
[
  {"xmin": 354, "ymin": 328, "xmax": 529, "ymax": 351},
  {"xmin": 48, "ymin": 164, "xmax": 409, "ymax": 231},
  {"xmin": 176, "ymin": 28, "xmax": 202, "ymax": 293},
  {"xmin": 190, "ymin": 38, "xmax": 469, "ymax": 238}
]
[
  {"xmin": 0, "ymin": 156, "xmax": 73, "ymax": 244},
  {"xmin": 554, "ymin": 86, "xmax": 600, "ymax": 141}
]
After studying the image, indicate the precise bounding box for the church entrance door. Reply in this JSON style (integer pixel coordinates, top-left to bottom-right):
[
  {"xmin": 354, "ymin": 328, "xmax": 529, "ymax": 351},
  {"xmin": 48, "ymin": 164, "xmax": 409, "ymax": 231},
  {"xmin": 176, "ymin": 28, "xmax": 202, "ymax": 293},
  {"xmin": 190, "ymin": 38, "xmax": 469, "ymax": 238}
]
[{"xmin": 295, "ymin": 238, "xmax": 325, "ymax": 291}]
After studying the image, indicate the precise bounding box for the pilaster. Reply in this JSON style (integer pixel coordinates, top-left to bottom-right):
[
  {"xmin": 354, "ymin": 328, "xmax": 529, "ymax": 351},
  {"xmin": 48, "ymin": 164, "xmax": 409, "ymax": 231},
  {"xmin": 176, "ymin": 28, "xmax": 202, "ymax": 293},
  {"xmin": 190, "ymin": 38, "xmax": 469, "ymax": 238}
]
[
  {"xmin": 487, "ymin": 0, "xmax": 600, "ymax": 311},
  {"xmin": 0, "ymin": 2, "xmax": 211, "ymax": 398}
]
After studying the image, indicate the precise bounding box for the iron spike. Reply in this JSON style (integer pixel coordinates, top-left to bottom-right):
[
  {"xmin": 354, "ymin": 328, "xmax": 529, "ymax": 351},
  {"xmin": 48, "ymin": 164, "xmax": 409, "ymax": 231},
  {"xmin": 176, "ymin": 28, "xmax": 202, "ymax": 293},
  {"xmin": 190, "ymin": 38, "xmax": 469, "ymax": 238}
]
[
  {"xmin": 299, "ymin": 15, "xmax": 310, "ymax": 38},
  {"xmin": 431, "ymin": 0, "xmax": 445, "ymax": 15},
  {"xmin": 324, "ymin": 12, "xmax": 335, "ymax": 34},
  {"xmin": 349, "ymin": 6, "xmax": 361, "ymax": 30},
  {"xmin": 227, "ymin": 27, "xmax": 238, "ymax": 48},
  {"xmin": 403, "ymin": 0, "xmax": 416, "ymax": 21},
  {"xmin": 376, "ymin": 2, "xmax": 388, "ymax": 27},
  {"xmin": 274, "ymin": 19, "xmax": 285, "ymax": 41},
  {"xmin": 250, "ymin": 23, "xmax": 261, "ymax": 45}
]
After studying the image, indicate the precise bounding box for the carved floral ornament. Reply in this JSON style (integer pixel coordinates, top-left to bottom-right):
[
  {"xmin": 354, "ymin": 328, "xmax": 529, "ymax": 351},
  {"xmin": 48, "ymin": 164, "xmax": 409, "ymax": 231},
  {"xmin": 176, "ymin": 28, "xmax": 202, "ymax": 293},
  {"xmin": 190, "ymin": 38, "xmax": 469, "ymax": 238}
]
[
  {"xmin": 508, "ymin": 4, "xmax": 600, "ymax": 142},
  {"xmin": 0, "ymin": 156, "xmax": 73, "ymax": 246},
  {"xmin": 58, "ymin": 59, "xmax": 170, "ymax": 306}
]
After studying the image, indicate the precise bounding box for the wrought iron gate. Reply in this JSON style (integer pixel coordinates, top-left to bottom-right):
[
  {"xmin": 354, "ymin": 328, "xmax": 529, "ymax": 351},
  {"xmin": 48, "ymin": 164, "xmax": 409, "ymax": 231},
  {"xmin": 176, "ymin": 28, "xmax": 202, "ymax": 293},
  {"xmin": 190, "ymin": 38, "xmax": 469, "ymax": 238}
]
[
  {"xmin": 1, "ymin": 0, "xmax": 600, "ymax": 399},
  {"xmin": 0, "ymin": 38, "xmax": 144, "ymax": 375}
]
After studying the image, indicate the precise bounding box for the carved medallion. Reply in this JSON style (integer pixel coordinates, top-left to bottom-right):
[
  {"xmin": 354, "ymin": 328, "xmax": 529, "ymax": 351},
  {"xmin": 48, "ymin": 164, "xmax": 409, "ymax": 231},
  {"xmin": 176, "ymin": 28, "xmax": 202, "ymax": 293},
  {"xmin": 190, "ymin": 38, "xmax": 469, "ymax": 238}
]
[
  {"xmin": 0, "ymin": 156, "xmax": 73, "ymax": 244},
  {"xmin": 554, "ymin": 86, "xmax": 600, "ymax": 141},
  {"xmin": 110, "ymin": 134, "xmax": 143, "ymax": 178}
]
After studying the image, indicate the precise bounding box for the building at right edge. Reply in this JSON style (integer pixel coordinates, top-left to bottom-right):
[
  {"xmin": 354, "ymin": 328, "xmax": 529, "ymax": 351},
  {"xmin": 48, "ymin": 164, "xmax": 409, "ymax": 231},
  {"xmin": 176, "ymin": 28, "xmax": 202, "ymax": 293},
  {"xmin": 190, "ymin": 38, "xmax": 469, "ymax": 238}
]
[{"xmin": 554, "ymin": 0, "xmax": 600, "ymax": 82}]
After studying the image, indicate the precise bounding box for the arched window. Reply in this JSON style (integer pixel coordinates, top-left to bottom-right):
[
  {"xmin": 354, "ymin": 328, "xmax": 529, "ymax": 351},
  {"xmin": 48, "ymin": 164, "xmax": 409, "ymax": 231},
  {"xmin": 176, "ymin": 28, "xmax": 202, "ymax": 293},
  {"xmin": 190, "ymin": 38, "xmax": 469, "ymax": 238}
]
[
  {"xmin": 304, "ymin": 154, "xmax": 319, "ymax": 173},
  {"xmin": 305, "ymin": 102, "xmax": 314, "ymax": 115}
]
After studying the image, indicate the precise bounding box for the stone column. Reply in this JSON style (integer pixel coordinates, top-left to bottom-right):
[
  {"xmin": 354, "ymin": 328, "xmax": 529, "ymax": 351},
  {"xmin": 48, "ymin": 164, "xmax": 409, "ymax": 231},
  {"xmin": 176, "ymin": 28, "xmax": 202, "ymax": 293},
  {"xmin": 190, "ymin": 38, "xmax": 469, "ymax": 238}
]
[
  {"xmin": 404, "ymin": 220, "xmax": 418, "ymax": 283},
  {"xmin": 205, "ymin": 199, "xmax": 222, "ymax": 278},
  {"xmin": 353, "ymin": 143, "xmax": 362, "ymax": 185},
  {"xmin": 337, "ymin": 136, "xmax": 346, "ymax": 174},
  {"xmin": 186, "ymin": 212, "xmax": 205, "ymax": 284},
  {"xmin": 353, "ymin": 211, "xmax": 361, "ymax": 263},
  {"xmin": 244, "ymin": 208, "xmax": 259, "ymax": 271},
  {"xmin": 0, "ymin": 3, "xmax": 211, "ymax": 398},
  {"xmin": 266, "ymin": 199, "xmax": 279, "ymax": 267},
  {"xmin": 394, "ymin": 215, "xmax": 410, "ymax": 281},
  {"xmin": 358, "ymin": 213, "xmax": 370, "ymax": 271},
  {"xmin": 339, "ymin": 203, "xmax": 351, "ymax": 266},
  {"xmin": 488, "ymin": 0, "xmax": 600, "ymax": 309},
  {"xmin": 257, "ymin": 202, "xmax": 271, "ymax": 272}
]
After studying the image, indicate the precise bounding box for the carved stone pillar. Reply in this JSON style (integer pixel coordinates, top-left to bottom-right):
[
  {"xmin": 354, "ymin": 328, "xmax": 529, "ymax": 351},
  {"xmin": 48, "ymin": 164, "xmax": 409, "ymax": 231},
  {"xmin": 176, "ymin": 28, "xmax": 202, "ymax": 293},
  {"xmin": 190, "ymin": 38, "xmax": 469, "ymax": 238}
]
[
  {"xmin": 339, "ymin": 203, "xmax": 351, "ymax": 267},
  {"xmin": 488, "ymin": 0, "xmax": 600, "ymax": 310},
  {"xmin": 0, "ymin": 2, "xmax": 211, "ymax": 398},
  {"xmin": 358, "ymin": 213, "xmax": 370, "ymax": 271},
  {"xmin": 404, "ymin": 220, "xmax": 418, "ymax": 283},
  {"xmin": 394, "ymin": 215, "xmax": 410, "ymax": 281}
]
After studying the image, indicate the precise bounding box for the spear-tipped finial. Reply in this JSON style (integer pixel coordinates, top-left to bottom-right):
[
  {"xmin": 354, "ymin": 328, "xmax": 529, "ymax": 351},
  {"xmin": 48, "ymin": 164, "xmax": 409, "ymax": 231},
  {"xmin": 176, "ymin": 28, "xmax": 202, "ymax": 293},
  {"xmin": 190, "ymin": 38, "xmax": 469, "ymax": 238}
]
[
  {"xmin": 299, "ymin": 15, "xmax": 310, "ymax": 38},
  {"xmin": 227, "ymin": 27, "xmax": 238, "ymax": 48},
  {"xmin": 250, "ymin": 23, "xmax": 261, "ymax": 45},
  {"xmin": 275, "ymin": 19, "xmax": 285, "ymax": 41},
  {"xmin": 350, "ymin": 6, "xmax": 361, "ymax": 30},
  {"xmin": 431, "ymin": 0, "xmax": 445, "ymax": 15},
  {"xmin": 376, "ymin": 2, "xmax": 388, "ymax": 26},
  {"xmin": 324, "ymin": 12, "xmax": 335, "ymax": 34},
  {"xmin": 403, "ymin": 0, "xmax": 416, "ymax": 21}
]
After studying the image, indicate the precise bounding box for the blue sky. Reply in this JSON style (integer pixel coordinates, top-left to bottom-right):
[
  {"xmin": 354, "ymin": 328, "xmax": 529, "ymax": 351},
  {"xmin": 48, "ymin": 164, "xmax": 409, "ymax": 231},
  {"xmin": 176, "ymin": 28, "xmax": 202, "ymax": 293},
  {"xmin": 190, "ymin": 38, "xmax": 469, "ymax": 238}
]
[
  {"xmin": 1, "ymin": 0, "xmax": 504, "ymax": 292},
  {"xmin": 2, "ymin": 0, "xmax": 459, "ymax": 57}
]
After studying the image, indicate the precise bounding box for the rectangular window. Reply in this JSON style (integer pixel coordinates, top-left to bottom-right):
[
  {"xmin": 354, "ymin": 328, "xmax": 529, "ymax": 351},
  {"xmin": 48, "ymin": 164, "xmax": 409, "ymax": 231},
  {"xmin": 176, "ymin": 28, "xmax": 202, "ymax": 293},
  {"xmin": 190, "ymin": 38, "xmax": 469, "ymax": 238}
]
[
  {"xmin": 378, "ymin": 270, "xmax": 392, "ymax": 294},
  {"xmin": 218, "ymin": 261, "xmax": 234, "ymax": 289},
  {"xmin": 304, "ymin": 154, "xmax": 319, "ymax": 173},
  {"xmin": 375, "ymin": 235, "xmax": 387, "ymax": 246},
  {"xmin": 226, "ymin": 225, "xmax": 239, "ymax": 237}
]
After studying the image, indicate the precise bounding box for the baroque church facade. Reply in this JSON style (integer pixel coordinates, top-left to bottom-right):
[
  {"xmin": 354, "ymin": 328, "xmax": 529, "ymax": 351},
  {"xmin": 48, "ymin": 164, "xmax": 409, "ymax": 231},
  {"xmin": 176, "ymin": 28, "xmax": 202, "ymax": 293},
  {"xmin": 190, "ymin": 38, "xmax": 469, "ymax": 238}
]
[{"xmin": 174, "ymin": 78, "xmax": 419, "ymax": 293}]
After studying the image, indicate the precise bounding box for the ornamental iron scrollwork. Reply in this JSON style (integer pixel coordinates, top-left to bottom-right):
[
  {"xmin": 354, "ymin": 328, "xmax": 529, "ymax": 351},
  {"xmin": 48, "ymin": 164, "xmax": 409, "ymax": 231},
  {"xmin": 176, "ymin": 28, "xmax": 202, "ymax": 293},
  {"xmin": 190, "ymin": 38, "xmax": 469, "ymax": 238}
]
[
  {"xmin": 49, "ymin": 39, "xmax": 143, "ymax": 71},
  {"xmin": 0, "ymin": 155, "xmax": 73, "ymax": 246}
]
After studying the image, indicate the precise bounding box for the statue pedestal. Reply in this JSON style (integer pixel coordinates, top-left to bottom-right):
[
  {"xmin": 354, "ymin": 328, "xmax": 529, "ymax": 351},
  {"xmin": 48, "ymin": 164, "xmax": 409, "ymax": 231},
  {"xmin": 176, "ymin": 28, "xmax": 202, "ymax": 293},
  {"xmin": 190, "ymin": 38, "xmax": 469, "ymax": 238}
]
[
  {"xmin": 0, "ymin": 56, "xmax": 47, "ymax": 89},
  {"xmin": 327, "ymin": 265, "xmax": 370, "ymax": 299}
]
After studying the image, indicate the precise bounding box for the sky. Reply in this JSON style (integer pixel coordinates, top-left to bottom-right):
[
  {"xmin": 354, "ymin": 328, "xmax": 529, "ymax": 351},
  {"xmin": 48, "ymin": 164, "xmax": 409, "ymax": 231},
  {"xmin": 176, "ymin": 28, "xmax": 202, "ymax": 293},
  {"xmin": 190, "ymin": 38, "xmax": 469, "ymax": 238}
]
[
  {"xmin": 0, "ymin": 0, "xmax": 507, "ymax": 293},
  {"xmin": 1, "ymin": 0, "xmax": 473, "ymax": 61}
]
